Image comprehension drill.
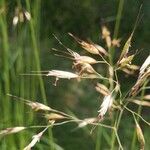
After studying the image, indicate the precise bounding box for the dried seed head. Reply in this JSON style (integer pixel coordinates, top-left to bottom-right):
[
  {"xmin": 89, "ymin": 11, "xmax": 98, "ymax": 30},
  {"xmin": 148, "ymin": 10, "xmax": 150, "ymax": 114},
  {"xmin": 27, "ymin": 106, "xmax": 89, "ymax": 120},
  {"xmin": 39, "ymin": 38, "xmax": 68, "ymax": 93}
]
[
  {"xmin": 144, "ymin": 95, "xmax": 150, "ymax": 100},
  {"xmin": 13, "ymin": 7, "xmax": 31, "ymax": 26},
  {"xmin": 24, "ymin": 127, "xmax": 48, "ymax": 150},
  {"xmin": 80, "ymin": 41, "xmax": 100, "ymax": 54},
  {"xmin": 47, "ymin": 70, "xmax": 79, "ymax": 79},
  {"xmin": 112, "ymin": 38, "xmax": 121, "ymax": 47},
  {"xmin": 93, "ymin": 43, "xmax": 108, "ymax": 55},
  {"xmin": 101, "ymin": 26, "xmax": 111, "ymax": 48},
  {"xmin": 135, "ymin": 122, "xmax": 145, "ymax": 150},
  {"xmin": 75, "ymin": 63, "xmax": 97, "ymax": 75},
  {"xmin": 24, "ymin": 10, "xmax": 31, "ymax": 21},
  {"xmin": 0, "ymin": 127, "xmax": 26, "ymax": 136},
  {"xmin": 68, "ymin": 33, "xmax": 108, "ymax": 55},
  {"xmin": 76, "ymin": 56, "xmax": 98, "ymax": 64},
  {"xmin": 130, "ymin": 68, "xmax": 150, "ymax": 96},
  {"xmin": 102, "ymin": 26, "xmax": 110, "ymax": 39},
  {"xmin": 98, "ymin": 94, "xmax": 113, "ymax": 118},
  {"xmin": 140, "ymin": 55, "xmax": 150, "ymax": 75},
  {"xmin": 106, "ymin": 36, "xmax": 112, "ymax": 48},
  {"xmin": 95, "ymin": 83, "xmax": 110, "ymax": 96},
  {"xmin": 45, "ymin": 113, "xmax": 66, "ymax": 121},
  {"xmin": 129, "ymin": 99, "xmax": 150, "ymax": 107},
  {"xmin": 13, "ymin": 16, "xmax": 19, "ymax": 26},
  {"xmin": 78, "ymin": 118, "xmax": 97, "ymax": 128},
  {"xmin": 26, "ymin": 101, "xmax": 51, "ymax": 111}
]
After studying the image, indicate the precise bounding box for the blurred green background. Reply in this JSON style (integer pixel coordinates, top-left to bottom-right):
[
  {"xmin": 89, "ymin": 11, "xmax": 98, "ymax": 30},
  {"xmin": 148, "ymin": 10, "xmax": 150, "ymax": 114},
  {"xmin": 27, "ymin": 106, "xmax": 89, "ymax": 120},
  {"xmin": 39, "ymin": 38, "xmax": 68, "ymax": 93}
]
[{"xmin": 0, "ymin": 0, "xmax": 150, "ymax": 149}]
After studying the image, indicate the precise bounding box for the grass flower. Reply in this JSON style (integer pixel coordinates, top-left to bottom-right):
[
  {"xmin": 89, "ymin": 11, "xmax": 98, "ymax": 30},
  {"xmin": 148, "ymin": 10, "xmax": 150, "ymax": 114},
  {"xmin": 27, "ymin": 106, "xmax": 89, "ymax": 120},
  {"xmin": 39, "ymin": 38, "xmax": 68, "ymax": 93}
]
[
  {"xmin": 95, "ymin": 83, "xmax": 110, "ymax": 96},
  {"xmin": 98, "ymin": 94, "xmax": 113, "ymax": 118},
  {"xmin": 0, "ymin": 127, "xmax": 26, "ymax": 136},
  {"xmin": 78, "ymin": 118, "xmax": 97, "ymax": 128},
  {"xmin": 26, "ymin": 101, "xmax": 52, "ymax": 111},
  {"xmin": 101, "ymin": 25, "xmax": 111, "ymax": 48},
  {"xmin": 68, "ymin": 33, "xmax": 108, "ymax": 55},
  {"xmin": 13, "ymin": 7, "xmax": 31, "ymax": 26},
  {"xmin": 47, "ymin": 70, "xmax": 79, "ymax": 79},
  {"xmin": 24, "ymin": 127, "xmax": 49, "ymax": 150},
  {"xmin": 45, "ymin": 113, "xmax": 66, "ymax": 121},
  {"xmin": 140, "ymin": 55, "xmax": 150, "ymax": 75}
]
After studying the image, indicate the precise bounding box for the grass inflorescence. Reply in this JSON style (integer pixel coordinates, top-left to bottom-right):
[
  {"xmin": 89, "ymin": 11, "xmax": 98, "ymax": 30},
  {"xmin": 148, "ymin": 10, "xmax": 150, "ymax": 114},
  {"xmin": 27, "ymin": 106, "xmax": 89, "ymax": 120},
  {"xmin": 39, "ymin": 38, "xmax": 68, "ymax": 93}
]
[{"xmin": 0, "ymin": 1, "xmax": 150, "ymax": 150}]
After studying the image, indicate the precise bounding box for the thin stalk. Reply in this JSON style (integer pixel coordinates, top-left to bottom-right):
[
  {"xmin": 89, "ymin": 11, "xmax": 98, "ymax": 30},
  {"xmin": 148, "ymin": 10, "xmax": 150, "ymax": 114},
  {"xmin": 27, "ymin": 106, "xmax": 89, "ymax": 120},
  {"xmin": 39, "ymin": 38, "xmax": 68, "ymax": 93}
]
[
  {"xmin": 113, "ymin": 0, "xmax": 125, "ymax": 39},
  {"xmin": 0, "ymin": 3, "xmax": 10, "ymax": 121},
  {"xmin": 95, "ymin": 126, "xmax": 102, "ymax": 150},
  {"xmin": 110, "ymin": 110, "xmax": 119, "ymax": 150},
  {"xmin": 110, "ymin": 0, "xmax": 125, "ymax": 149},
  {"xmin": 25, "ymin": 0, "xmax": 46, "ymax": 101},
  {"xmin": 0, "ymin": 0, "xmax": 14, "ymax": 148},
  {"xmin": 25, "ymin": 1, "xmax": 54, "ymax": 149},
  {"xmin": 111, "ymin": 0, "xmax": 124, "ymax": 62}
]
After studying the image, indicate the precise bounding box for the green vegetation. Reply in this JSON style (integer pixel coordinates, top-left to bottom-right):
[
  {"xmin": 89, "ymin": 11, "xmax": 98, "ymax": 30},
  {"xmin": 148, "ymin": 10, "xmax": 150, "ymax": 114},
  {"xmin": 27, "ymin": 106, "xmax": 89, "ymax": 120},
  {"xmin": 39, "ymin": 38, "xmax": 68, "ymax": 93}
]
[{"xmin": 0, "ymin": 0, "xmax": 150, "ymax": 150}]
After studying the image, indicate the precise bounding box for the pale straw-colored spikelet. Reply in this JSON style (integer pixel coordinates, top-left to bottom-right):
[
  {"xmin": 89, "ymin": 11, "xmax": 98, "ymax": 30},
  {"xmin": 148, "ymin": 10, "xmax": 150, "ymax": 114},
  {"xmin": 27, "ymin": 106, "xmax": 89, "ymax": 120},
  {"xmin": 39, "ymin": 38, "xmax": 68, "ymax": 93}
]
[
  {"xmin": 112, "ymin": 38, "xmax": 121, "ymax": 47},
  {"xmin": 143, "ymin": 95, "xmax": 150, "ymax": 100},
  {"xmin": 78, "ymin": 118, "xmax": 97, "ymax": 128},
  {"xmin": 76, "ymin": 56, "xmax": 98, "ymax": 64},
  {"xmin": 26, "ymin": 101, "xmax": 52, "ymax": 111},
  {"xmin": 13, "ymin": 7, "xmax": 31, "ymax": 26},
  {"xmin": 80, "ymin": 63, "xmax": 96, "ymax": 74},
  {"xmin": 47, "ymin": 70, "xmax": 79, "ymax": 79},
  {"xmin": 23, "ymin": 127, "xmax": 49, "ymax": 150},
  {"xmin": 130, "ymin": 66, "xmax": 150, "ymax": 96},
  {"xmin": 68, "ymin": 33, "xmax": 108, "ymax": 55},
  {"xmin": 101, "ymin": 25, "xmax": 111, "ymax": 48},
  {"xmin": 0, "ymin": 127, "xmax": 26, "ymax": 136},
  {"xmin": 24, "ymin": 10, "xmax": 31, "ymax": 21},
  {"xmin": 95, "ymin": 83, "xmax": 110, "ymax": 96},
  {"xmin": 98, "ymin": 94, "xmax": 113, "ymax": 118},
  {"xmin": 129, "ymin": 99, "xmax": 150, "ymax": 107},
  {"xmin": 92, "ymin": 43, "xmax": 108, "ymax": 55},
  {"xmin": 13, "ymin": 16, "xmax": 19, "ymax": 26},
  {"xmin": 135, "ymin": 121, "xmax": 145, "ymax": 150},
  {"xmin": 45, "ymin": 113, "xmax": 66, "ymax": 121},
  {"xmin": 140, "ymin": 55, "xmax": 150, "ymax": 75}
]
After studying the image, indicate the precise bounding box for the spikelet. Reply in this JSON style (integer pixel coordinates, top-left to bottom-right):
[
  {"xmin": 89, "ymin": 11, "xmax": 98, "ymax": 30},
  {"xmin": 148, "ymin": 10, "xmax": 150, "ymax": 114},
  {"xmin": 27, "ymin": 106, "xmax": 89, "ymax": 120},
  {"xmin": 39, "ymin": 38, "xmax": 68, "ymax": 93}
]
[
  {"xmin": 117, "ymin": 32, "xmax": 133, "ymax": 65},
  {"xmin": 139, "ymin": 55, "xmax": 150, "ymax": 75},
  {"xmin": 130, "ymin": 65, "xmax": 150, "ymax": 96},
  {"xmin": 13, "ymin": 7, "xmax": 31, "ymax": 26},
  {"xmin": 118, "ymin": 55, "xmax": 134, "ymax": 68},
  {"xmin": 112, "ymin": 38, "xmax": 121, "ymax": 47},
  {"xmin": 0, "ymin": 127, "xmax": 26, "ymax": 136},
  {"xmin": 47, "ymin": 70, "xmax": 79, "ymax": 79},
  {"xmin": 76, "ymin": 56, "xmax": 98, "ymax": 64},
  {"xmin": 78, "ymin": 118, "xmax": 97, "ymax": 128},
  {"xmin": 144, "ymin": 95, "xmax": 150, "ymax": 100},
  {"xmin": 95, "ymin": 83, "xmax": 110, "ymax": 96},
  {"xmin": 101, "ymin": 25, "xmax": 111, "ymax": 48},
  {"xmin": 53, "ymin": 47, "xmax": 99, "ymax": 65},
  {"xmin": 68, "ymin": 33, "xmax": 108, "ymax": 55},
  {"xmin": 23, "ymin": 127, "xmax": 49, "ymax": 150},
  {"xmin": 7, "ymin": 94, "xmax": 52, "ymax": 112},
  {"xmin": 117, "ymin": 7, "xmax": 142, "ymax": 65},
  {"xmin": 129, "ymin": 99, "xmax": 150, "ymax": 107},
  {"xmin": 134, "ymin": 120, "xmax": 145, "ymax": 150},
  {"xmin": 45, "ymin": 113, "xmax": 66, "ymax": 121},
  {"xmin": 98, "ymin": 94, "xmax": 113, "ymax": 118},
  {"xmin": 26, "ymin": 101, "xmax": 52, "ymax": 111}
]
